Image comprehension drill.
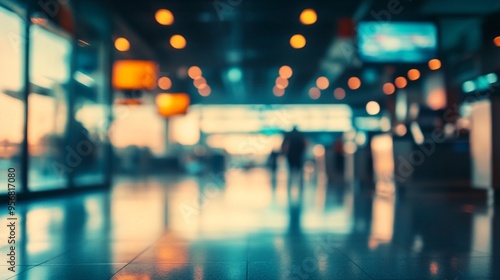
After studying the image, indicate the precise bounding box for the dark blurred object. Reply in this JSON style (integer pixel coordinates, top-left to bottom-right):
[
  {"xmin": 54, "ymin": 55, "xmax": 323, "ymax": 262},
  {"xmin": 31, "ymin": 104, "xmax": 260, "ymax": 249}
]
[
  {"xmin": 267, "ymin": 150, "xmax": 279, "ymax": 173},
  {"xmin": 281, "ymin": 126, "xmax": 307, "ymax": 169},
  {"xmin": 208, "ymin": 151, "xmax": 226, "ymax": 174},
  {"xmin": 334, "ymin": 137, "xmax": 345, "ymax": 174}
]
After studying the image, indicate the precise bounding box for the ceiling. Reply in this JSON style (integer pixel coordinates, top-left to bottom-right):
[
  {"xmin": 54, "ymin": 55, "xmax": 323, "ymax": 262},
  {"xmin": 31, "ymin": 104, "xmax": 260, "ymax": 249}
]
[{"xmin": 105, "ymin": 0, "xmax": 500, "ymax": 107}]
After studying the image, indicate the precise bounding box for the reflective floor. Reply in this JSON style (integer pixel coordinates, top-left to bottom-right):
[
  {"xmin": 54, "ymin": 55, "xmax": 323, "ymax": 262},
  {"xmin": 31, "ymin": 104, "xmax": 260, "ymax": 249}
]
[{"xmin": 2, "ymin": 168, "xmax": 500, "ymax": 279}]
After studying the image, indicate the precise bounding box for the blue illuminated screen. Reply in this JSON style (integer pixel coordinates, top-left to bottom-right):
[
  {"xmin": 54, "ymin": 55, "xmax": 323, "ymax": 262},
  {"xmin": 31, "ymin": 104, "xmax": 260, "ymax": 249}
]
[{"xmin": 358, "ymin": 22, "xmax": 437, "ymax": 63}]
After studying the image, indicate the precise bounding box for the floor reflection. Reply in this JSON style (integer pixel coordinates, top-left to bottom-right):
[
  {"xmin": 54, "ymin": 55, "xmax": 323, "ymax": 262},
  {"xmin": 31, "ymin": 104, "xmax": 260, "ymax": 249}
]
[{"xmin": 1, "ymin": 168, "xmax": 499, "ymax": 279}]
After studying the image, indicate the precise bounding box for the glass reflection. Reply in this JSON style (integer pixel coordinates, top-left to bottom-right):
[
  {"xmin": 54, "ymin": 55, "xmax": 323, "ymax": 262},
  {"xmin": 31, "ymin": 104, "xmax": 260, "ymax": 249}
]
[
  {"xmin": 0, "ymin": 6, "xmax": 24, "ymax": 194},
  {"xmin": 71, "ymin": 28, "xmax": 110, "ymax": 186},
  {"xmin": 28, "ymin": 24, "xmax": 71, "ymax": 191},
  {"xmin": 2, "ymin": 170, "xmax": 499, "ymax": 279}
]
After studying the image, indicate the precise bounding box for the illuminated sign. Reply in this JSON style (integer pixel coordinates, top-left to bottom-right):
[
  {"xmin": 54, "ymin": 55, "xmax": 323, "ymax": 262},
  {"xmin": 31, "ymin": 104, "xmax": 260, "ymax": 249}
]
[
  {"xmin": 156, "ymin": 93, "xmax": 190, "ymax": 117},
  {"xmin": 112, "ymin": 60, "xmax": 157, "ymax": 90},
  {"xmin": 190, "ymin": 104, "xmax": 352, "ymax": 133}
]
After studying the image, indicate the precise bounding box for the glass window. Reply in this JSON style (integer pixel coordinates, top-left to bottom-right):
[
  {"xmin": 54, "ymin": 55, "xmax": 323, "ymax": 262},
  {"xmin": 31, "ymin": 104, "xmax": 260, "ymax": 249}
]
[
  {"xmin": 73, "ymin": 103, "xmax": 107, "ymax": 186},
  {"xmin": 28, "ymin": 25, "xmax": 71, "ymax": 191},
  {"xmin": 72, "ymin": 38, "xmax": 109, "ymax": 187},
  {"xmin": 0, "ymin": 6, "xmax": 24, "ymax": 194}
]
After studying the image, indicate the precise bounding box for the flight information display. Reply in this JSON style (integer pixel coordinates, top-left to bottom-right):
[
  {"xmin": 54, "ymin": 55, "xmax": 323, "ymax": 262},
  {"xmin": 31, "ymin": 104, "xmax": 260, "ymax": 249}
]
[{"xmin": 358, "ymin": 22, "xmax": 437, "ymax": 63}]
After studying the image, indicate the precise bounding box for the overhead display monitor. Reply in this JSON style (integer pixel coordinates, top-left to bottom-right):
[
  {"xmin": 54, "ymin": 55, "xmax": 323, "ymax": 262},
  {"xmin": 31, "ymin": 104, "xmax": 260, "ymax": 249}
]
[{"xmin": 358, "ymin": 22, "xmax": 437, "ymax": 63}]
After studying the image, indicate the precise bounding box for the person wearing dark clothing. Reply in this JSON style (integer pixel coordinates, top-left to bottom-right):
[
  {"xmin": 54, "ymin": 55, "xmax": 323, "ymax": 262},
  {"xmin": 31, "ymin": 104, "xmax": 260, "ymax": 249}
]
[
  {"xmin": 281, "ymin": 127, "xmax": 307, "ymax": 198},
  {"xmin": 267, "ymin": 150, "xmax": 280, "ymax": 194},
  {"xmin": 281, "ymin": 126, "xmax": 307, "ymax": 170},
  {"xmin": 267, "ymin": 150, "xmax": 279, "ymax": 173},
  {"xmin": 334, "ymin": 137, "xmax": 345, "ymax": 174},
  {"xmin": 281, "ymin": 126, "xmax": 307, "ymax": 226}
]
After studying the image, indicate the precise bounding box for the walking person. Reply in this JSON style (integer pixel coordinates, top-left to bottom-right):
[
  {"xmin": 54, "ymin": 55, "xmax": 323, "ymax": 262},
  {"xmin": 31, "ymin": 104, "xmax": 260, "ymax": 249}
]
[{"xmin": 281, "ymin": 126, "xmax": 307, "ymax": 197}]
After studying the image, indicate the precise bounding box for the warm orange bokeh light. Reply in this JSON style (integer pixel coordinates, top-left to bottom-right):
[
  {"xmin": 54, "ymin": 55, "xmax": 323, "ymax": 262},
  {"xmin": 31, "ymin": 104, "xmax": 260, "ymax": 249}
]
[
  {"xmin": 113, "ymin": 60, "xmax": 157, "ymax": 90},
  {"xmin": 158, "ymin": 77, "xmax": 172, "ymax": 90},
  {"xmin": 407, "ymin": 69, "xmax": 420, "ymax": 81},
  {"xmin": 290, "ymin": 34, "xmax": 306, "ymax": 49},
  {"xmin": 275, "ymin": 77, "xmax": 289, "ymax": 89},
  {"xmin": 279, "ymin": 65, "xmax": 293, "ymax": 79},
  {"xmin": 334, "ymin": 87, "xmax": 345, "ymax": 100},
  {"xmin": 170, "ymin": 34, "xmax": 186, "ymax": 49},
  {"xmin": 273, "ymin": 86, "xmax": 285, "ymax": 97},
  {"xmin": 309, "ymin": 87, "xmax": 321, "ymax": 99},
  {"xmin": 395, "ymin": 124, "xmax": 407, "ymax": 136},
  {"xmin": 199, "ymin": 85, "xmax": 211, "ymax": 96},
  {"xmin": 395, "ymin": 76, "xmax": 407, "ymax": 89},
  {"xmin": 300, "ymin": 9, "xmax": 317, "ymax": 25},
  {"xmin": 348, "ymin": 77, "xmax": 361, "ymax": 90},
  {"xmin": 383, "ymin": 82, "xmax": 396, "ymax": 95},
  {"xmin": 316, "ymin": 76, "xmax": 329, "ymax": 90},
  {"xmin": 427, "ymin": 88, "xmax": 447, "ymax": 110},
  {"xmin": 428, "ymin": 59, "xmax": 441, "ymax": 70},
  {"xmin": 155, "ymin": 9, "xmax": 174, "ymax": 25},
  {"xmin": 193, "ymin": 77, "xmax": 207, "ymax": 89},
  {"xmin": 114, "ymin": 37, "xmax": 130, "ymax": 52},
  {"xmin": 494, "ymin": 36, "xmax": 500, "ymax": 47},
  {"xmin": 188, "ymin": 66, "xmax": 202, "ymax": 79},
  {"xmin": 156, "ymin": 93, "xmax": 190, "ymax": 117}
]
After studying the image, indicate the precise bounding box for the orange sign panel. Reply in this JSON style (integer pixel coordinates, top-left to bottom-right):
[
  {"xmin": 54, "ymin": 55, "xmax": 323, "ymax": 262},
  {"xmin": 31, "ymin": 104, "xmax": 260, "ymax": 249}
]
[
  {"xmin": 156, "ymin": 93, "xmax": 190, "ymax": 117},
  {"xmin": 113, "ymin": 60, "xmax": 158, "ymax": 90}
]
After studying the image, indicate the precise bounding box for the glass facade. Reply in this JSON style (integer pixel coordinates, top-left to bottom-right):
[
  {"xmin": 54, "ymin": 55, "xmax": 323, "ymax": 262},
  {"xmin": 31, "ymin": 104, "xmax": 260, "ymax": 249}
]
[
  {"xmin": 0, "ymin": 5, "xmax": 24, "ymax": 194},
  {"xmin": 0, "ymin": 0, "xmax": 112, "ymax": 195},
  {"xmin": 72, "ymin": 23, "xmax": 109, "ymax": 187},
  {"xmin": 28, "ymin": 25, "xmax": 71, "ymax": 191}
]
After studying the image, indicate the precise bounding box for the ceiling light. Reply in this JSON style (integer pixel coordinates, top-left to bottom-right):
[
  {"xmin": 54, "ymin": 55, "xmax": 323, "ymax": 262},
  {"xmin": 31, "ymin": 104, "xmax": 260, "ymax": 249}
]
[
  {"xmin": 199, "ymin": 85, "xmax": 211, "ymax": 96},
  {"xmin": 428, "ymin": 59, "xmax": 441, "ymax": 70},
  {"xmin": 114, "ymin": 37, "xmax": 130, "ymax": 52},
  {"xmin": 290, "ymin": 34, "xmax": 306, "ymax": 49},
  {"xmin": 347, "ymin": 77, "xmax": 361, "ymax": 90},
  {"xmin": 279, "ymin": 65, "xmax": 293, "ymax": 79},
  {"xmin": 334, "ymin": 88, "xmax": 345, "ymax": 100},
  {"xmin": 194, "ymin": 77, "xmax": 207, "ymax": 88},
  {"xmin": 155, "ymin": 9, "xmax": 174, "ymax": 25},
  {"xmin": 309, "ymin": 87, "xmax": 320, "ymax": 99},
  {"xmin": 395, "ymin": 76, "xmax": 407, "ymax": 89},
  {"xmin": 188, "ymin": 66, "xmax": 202, "ymax": 79},
  {"xmin": 407, "ymin": 69, "xmax": 420, "ymax": 81},
  {"xmin": 273, "ymin": 86, "xmax": 285, "ymax": 97},
  {"xmin": 494, "ymin": 36, "xmax": 500, "ymax": 47},
  {"xmin": 300, "ymin": 9, "xmax": 317, "ymax": 25},
  {"xmin": 276, "ymin": 77, "xmax": 289, "ymax": 89},
  {"xmin": 316, "ymin": 76, "xmax": 329, "ymax": 90},
  {"xmin": 170, "ymin": 34, "xmax": 186, "ymax": 49},
  {"xmin": 158, "ymin": 77, "xmax": 172, "ymax": 90},
  {"xmin": 383, "ymin": 82, "xmax": 395, "ymax": 95}
]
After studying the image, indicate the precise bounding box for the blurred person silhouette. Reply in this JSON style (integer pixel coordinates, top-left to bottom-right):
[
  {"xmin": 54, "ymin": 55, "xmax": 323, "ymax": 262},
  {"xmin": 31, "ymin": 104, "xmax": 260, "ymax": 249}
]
[
  {"xmin": 333, "ymin": 137, "xmax": 345, "ymax": 182},
  {"xmin": 267, "ymin": 149, "xmax": 279, "ymax": 173},
  {"xmin": 281, "ymin": 126, "xmax": 307, "ymax": 199},
  {"xmin": 267, "ymin": 149, "xmax": 279, "ymax": 190}
]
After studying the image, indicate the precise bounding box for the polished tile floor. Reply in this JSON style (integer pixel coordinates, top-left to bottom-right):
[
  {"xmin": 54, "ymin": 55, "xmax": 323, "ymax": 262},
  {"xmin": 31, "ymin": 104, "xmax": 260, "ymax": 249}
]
[{"xmin": 2, "ymin": 168, "xmax": 499, "ymax": 279}]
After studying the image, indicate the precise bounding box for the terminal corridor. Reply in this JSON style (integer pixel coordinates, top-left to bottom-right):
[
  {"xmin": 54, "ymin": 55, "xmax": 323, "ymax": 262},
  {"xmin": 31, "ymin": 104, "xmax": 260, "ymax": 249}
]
[{"xmin": 2, "ymin": 0, "xmax": 500, "ymax": 279}]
